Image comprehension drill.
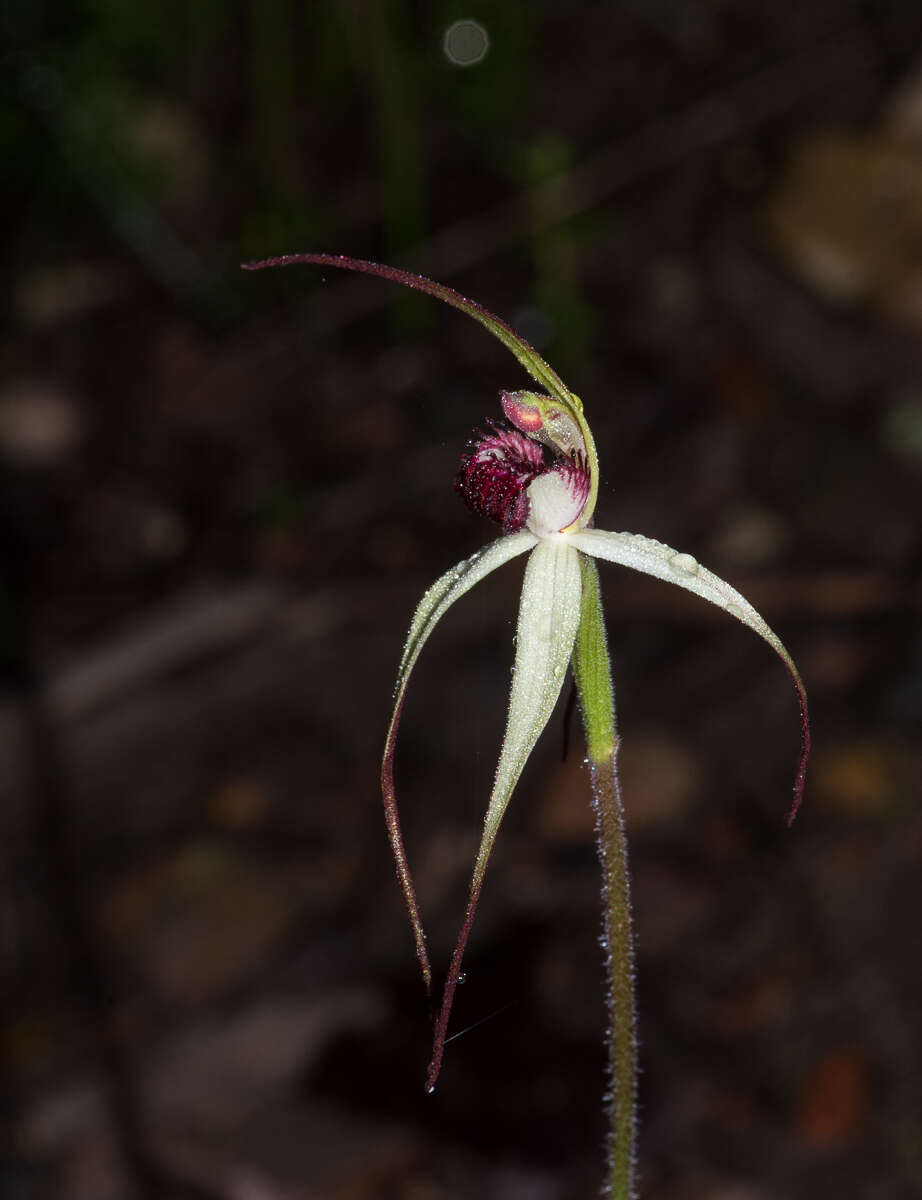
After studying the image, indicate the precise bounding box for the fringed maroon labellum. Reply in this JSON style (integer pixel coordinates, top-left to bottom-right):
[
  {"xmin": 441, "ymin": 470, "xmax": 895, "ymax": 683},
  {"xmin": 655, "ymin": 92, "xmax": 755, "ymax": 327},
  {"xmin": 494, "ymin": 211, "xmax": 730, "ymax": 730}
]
[
  {"xmin": 456, "ymin": 418, "xmax": 593, "ymax": 535},
  {"xmin": 454, "ymin": 419, "xmax": 549, "ymax": 532}
]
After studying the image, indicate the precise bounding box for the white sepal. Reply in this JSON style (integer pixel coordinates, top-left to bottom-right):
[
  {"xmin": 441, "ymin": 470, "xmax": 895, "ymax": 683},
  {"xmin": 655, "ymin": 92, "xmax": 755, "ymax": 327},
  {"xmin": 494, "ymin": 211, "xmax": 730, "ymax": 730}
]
[
  {"xmin": 382, "ymin": 529, "xmax": 538, "ymax": 994},
  {"xmin": 475, "ymin": 536, "xmax": 583, "ymax": 877},
  {"xmin": 568, "ymin": 528, "xmax": 809, "ymax": 823},
  {"xmin": 424, "ymin": 535, "xmax": 583, "ymax": 1089},
  {"xmin": 567, "ymin": 528, "xmax": 799, "ymax": 676},
  {"xmin": 395, "ymin": 530, "xmax": 538, "ymax": 686}
]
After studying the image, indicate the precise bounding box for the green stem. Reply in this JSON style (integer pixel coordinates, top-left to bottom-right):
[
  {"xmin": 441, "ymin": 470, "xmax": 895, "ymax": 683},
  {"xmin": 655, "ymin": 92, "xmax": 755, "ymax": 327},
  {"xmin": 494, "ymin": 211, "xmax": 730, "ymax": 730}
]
[
  {"xmin": 572, "ymin": 554, "xmax": 637, "ymax": 1199},
  {"xmin": 588, "ymin": 751, "xmax": 637, "ymax": 1198}
]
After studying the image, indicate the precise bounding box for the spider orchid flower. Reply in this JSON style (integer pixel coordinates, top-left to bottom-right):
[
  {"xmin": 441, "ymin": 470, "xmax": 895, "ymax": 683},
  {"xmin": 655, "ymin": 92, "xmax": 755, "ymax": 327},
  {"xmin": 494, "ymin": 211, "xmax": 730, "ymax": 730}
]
[{"xmin": 242, "ymin": 255, "xmax": 810, "ymax": 1103}]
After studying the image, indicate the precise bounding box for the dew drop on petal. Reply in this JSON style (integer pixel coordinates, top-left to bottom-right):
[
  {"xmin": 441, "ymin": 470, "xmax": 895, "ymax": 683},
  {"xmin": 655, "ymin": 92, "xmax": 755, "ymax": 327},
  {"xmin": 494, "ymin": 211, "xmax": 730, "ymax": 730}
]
[{"xmin": 669, "ymin": 551, "xmax": 699, "ymax": 576}]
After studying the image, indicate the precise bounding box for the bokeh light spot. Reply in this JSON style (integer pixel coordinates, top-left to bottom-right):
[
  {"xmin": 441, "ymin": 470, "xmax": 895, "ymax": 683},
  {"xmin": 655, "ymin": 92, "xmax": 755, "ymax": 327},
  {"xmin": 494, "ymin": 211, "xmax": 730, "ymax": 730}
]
[{"xmin": 443, "ymin": 19, "xmax": 490, "ymax": 67}]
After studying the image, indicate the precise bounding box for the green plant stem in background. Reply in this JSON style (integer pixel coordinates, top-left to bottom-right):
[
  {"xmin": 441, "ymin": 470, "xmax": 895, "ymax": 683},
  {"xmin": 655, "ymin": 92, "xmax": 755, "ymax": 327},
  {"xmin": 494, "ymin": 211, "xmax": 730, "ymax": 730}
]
[{"xmin": 573, "ymin": 555, "xmax": 637, "ymax": 1199}]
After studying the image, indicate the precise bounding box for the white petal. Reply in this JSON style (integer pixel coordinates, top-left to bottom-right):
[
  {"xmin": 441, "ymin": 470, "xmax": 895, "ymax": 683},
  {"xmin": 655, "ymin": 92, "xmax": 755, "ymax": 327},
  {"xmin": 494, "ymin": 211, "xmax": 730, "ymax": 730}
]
[
  {"xmin": 568, "ymin": 529, "xmax": 785, "ymax": 654},
  {"xmin": 396, "ymin": 530, "xmax": 538, "ymax": 684},
  {"xmin": 382, "ymin": 529, "xmax": 537, "ymax": 992},
  {"xmin": 478, "ymin": 536, "xmax": 583, "ymax": 872},
  {"xmin": 569, "ymin": 527, "xmax": 809, "ymax": 821}
]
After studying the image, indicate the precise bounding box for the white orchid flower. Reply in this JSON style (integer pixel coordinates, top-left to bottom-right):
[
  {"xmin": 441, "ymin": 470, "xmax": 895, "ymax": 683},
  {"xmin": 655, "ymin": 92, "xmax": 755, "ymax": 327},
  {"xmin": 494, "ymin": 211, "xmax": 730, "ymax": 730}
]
[{"xmin": 243, "ymin": 254, "xmax": 810, "ymax": 1114}]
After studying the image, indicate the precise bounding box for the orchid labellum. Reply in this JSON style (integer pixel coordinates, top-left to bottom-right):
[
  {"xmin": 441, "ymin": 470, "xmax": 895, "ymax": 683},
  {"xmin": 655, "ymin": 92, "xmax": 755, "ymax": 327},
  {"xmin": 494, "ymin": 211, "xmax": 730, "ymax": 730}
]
[{"xmin": 244, "ymin": 253, "xmax": 809, "ymax": 1198}]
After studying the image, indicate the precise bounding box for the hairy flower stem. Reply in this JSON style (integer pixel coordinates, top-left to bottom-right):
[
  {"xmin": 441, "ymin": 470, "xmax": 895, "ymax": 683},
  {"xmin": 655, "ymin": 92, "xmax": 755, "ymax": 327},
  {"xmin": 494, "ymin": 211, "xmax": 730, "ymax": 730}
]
[
  {"xmin": 573, "ymin": 556, "xmax": 637, "ymax": 1198},
  {"xmin": 588, "ymin": 754, "xmax": 637, "ymax": 1199}
]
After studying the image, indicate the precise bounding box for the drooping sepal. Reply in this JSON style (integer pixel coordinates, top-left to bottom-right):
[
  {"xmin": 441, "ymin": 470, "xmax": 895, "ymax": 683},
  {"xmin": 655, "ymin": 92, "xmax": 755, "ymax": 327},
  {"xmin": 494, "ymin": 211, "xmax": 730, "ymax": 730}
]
[
  {"xmin": 240, "ymin": 253, "xmax": 600, "ymax": 524},
  {"xmin": 381, "ymin": 531, "xmax": 538, "ymax": 996},
  {"xmin": 242, "ymin": 253, "xmax": 577, "ymax": 409},
  {"xmin": 569, "ymin": 528, "xmax": 810, "ymax": 822},
  {"xmin": 426, "ymin": 537, "xmax": 583, "ymax": 1091}
]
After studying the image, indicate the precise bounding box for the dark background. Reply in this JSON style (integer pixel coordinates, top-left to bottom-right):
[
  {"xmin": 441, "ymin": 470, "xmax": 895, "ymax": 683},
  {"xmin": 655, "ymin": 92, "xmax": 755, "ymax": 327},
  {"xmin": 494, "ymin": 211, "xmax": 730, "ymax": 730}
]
[{"xmin": 2, "ymin": 3, "xmax": 921, "ymax": 1198}]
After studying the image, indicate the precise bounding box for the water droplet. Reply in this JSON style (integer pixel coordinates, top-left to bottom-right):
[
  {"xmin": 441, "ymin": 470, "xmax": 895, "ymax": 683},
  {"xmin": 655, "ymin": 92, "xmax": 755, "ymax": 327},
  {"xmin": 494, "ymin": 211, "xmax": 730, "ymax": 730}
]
[
  {"xmin": 669, "ymin": 551, "xmax": 699, "ymax": 576},
  {"xmin": 426, "ymin": 1083, "xmax": 436, "ymax": 1095},
  {"xmin": 458, "ymin": 971, "xmax": 467, "ymax": 984},
  {"xmin": 725, "ymin": 601, "xmax": 745, "ymax": 620}
]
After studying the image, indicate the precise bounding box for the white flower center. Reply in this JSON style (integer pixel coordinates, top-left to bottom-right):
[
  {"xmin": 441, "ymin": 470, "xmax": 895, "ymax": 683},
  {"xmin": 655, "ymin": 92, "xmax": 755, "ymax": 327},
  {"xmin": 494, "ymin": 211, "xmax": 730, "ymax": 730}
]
[{"xmin": 525, "ymin": 468, "xmax": 586, "ymax": 536}]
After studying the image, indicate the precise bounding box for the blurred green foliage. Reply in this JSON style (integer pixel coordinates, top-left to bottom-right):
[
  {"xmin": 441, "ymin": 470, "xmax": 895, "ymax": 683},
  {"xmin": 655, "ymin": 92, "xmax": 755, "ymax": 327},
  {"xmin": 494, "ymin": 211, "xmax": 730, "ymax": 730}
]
[{"xmin": 4, "ymin": 0, "xmax": 586, "ymax": 339}]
